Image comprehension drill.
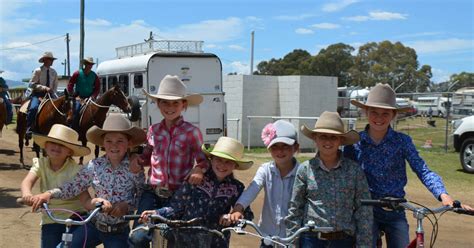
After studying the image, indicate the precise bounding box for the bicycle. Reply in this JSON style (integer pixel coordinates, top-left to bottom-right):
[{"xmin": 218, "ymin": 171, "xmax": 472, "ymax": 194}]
[
  {"xmin": 360, "ymin": 197, "xmax": 474, "ymax": 248},
  {"xmin": 17, "ymin": 198, "xmax": 103, "ymax": 248},
  {"xmin": 122, "ymin": 214, "xmax": 226, "ymax": 248},
  {"xmin": 221, "ymin": 219, "xmax": 334, "ymax": 248}
]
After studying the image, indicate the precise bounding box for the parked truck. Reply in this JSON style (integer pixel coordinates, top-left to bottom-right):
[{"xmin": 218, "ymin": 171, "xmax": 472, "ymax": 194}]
[
  {"xmin": 453, "ymin": 115, "xmax": 474, "ymax": 173},
  {"xmin": 96, "ymin": 40, "xmax": 226, "ymax": 144}
]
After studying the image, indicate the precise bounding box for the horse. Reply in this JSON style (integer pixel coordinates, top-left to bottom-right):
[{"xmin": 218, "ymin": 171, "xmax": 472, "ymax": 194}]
[
  {"xmin": 15, "ymin": 91, "xmax": 74, "ymax": 166},
  {"xmin": 0, "ymin": 99, "xmax": 6, "ymax": 136},
  {"xmin": 76, "ymin": 85, "xmax": 131, "ymax": 164}
]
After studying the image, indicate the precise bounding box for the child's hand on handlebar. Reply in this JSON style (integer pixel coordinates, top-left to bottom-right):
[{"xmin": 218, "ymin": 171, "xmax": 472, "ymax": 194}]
[
  {"xmin": 139, "ymin": 210, "xmax": 158, "ymax": 223},
  {"xmin": 31, "ymin": 192, "xmax": 52, "ymax": 212},
  {"xmin": 91, "ymin": 198, "xmax": 112, "ymax": 213},
  {"xmin": 440, "ymin": 194, "xmax": 474, "ymax": 211},
  {"xmin": 21, "ymin": 194, "xmax": 35, "ymax": 206}
]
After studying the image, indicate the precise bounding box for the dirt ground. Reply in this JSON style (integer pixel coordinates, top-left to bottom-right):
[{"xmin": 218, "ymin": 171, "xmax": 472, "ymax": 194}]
[{"xmin": 0, "ymin": 124, "xmax": 473, "ymax": 247}]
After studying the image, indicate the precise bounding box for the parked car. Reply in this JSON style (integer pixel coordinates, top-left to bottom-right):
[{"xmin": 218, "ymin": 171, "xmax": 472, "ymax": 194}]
[{"xmin": 452, "ymin": 115, "xmax": 474, "ymax": 173}]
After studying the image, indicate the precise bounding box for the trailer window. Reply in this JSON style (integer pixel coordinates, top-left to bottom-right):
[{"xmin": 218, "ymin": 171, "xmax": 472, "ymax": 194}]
[
  {"xmin": 100, "ymin": 77, "xmax": 107, "ymax": 94},
  {"xmin": 118, "ymin": 74, "xmax": 129, "ymax": 96},
  {"xmin": 108, "ymin": 75, "xmax": 118, "ymax": 90},
  {"xmin": 134, "ymin": 74, "xmax": 143, "ymax": 88}
]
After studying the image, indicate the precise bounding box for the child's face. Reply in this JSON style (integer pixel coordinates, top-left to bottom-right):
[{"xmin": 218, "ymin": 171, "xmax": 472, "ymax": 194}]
[
  {"xmin": 103, "ymin": 132, "xmax": 129, "ymax": 162},
  {"xmin": 44, "ymin": 141, "xmax": 73, "ymax": 161},
  {"xmin": 269, "ymin": 143, "xmax": 297, "ymax": 165},
  {"xmin": 367, "ymin": 107, "xmax": 396, "ymax": 133},
  {"xmin": 313, "ymin": 133, "xmax": 343, "ymax": 157},
  {"xmin": 157, "ymin": 99, "xmax": 187, "ymax": 121},
  {"xmin": 211, "ymin": 156, "xmax": 237, "ymax": 181}
]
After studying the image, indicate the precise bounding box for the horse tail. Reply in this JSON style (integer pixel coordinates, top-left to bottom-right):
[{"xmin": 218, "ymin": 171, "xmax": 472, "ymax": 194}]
[{"xmin": 128, "ymin": 96, "xmax": 141, "ymax": 122}]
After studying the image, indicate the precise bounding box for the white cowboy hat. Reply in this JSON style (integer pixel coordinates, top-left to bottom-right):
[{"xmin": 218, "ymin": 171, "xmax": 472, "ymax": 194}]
[
  {"xmin": 202, "ymin": 137, "xmax": 253, "ymax": 170},
  {"xmin": 33, "ymin": 124, "xmax": 91, "ymax": 157},
  {"xmin": 82, "ymin": 57, "xmax": 95, "ymax": 65},
  {"xmin": 39, "ymin": 51, "xmax": 57, "ymax": 63},
  {"xmin": 351, "ymin": 83, "xmax": 411, "ymax": 112},
  {"xmin": 301, "ymin": 111, "xmax": 360, "ymax": 145},
  {"xmin": 86, "ymin": 113, "xmax": 146, "ymax": 148},
  {"xmin": 143, "ymin": 75, "xmax": 203, "ymax": 106}
]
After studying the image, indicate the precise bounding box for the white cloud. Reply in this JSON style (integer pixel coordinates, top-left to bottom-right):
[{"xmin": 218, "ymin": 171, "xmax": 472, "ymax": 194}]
[
  {"xmin": 396, "ymin": 32, "xmax": 442, "ymax": 39},
  {"xmin": 311, "ymin": 23, "xmax": 340, "ymax": 29},
  {"xmin": 295, "ymin": 28, "xmax": 314, "ymax": 35},
  {"xmin": 224, "ymin": 61, "xmax": 249, "ymax": 75},
  {"xmin": 274, "ymin": 14, "xmax": 316, "ymax": 21},
  {"xmin": 431, "ymin": 68, "xmax": 451, "ymax": 83},
  {"xmin": 407, "ymin": 38, "xmax": 474, "ymax": 54},
  {"xmin": 322, "ymin": 0, "xmax": 359, "ymax": 12},
  {"xmin": 66, "ymin": 18, "xmax": 112, "ymax": 26},
  {"xmin": 344, "ymin": 11, "xmax": 407, "ymax": 22},
  {"xmin": 228, "ymin": 45, "xmax": 246, "ymax": 51}
]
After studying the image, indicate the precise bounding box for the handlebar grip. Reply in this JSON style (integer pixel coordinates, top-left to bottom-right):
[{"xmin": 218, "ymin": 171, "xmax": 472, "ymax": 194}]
[
  {"xmin": 453, "ymin": 208, "xmax": 474, "ymax": 216},
  {"xmin": 122, "ymin": 215, "xmax": 142, "ymax": 221},
  {"xmin": 16, "ymin": 198, "xmax": 24, "ymax": 205},
  {"xmin": 360, "ymin": 199, "xmax": 385, "ymax": 206}
]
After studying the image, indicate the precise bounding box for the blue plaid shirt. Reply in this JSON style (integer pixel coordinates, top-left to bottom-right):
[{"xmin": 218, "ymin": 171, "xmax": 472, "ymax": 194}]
[{"xmin": 343, "ymin": 126, "xmax": 448, "ymax": 200}]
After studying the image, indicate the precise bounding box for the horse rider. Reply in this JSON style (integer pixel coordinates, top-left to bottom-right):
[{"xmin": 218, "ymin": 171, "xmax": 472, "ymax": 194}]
[
  {"xmin": 67, "ymin": 57, "xmax": 100, "ymax": 131},
  {"xmin": 0, "ymin": 70, "xmax": 14, "ymax": 125},
  {"xmin": 26, "ymin": 52, "xmax": 59, "ymax": 138}
]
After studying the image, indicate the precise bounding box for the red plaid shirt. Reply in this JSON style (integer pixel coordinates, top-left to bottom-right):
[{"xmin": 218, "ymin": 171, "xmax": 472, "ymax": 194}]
[{"xmin": 140, "ymin": 116, "xmax": 209, "ymax": 191}]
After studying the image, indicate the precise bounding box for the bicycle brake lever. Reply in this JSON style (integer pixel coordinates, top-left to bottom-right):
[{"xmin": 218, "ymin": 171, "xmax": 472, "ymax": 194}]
[{"xmin": 453, "ymin": 200, "xmax": 461, "ymax": 208}]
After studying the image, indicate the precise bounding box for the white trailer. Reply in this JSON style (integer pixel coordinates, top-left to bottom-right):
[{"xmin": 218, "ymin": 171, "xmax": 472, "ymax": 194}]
[
  {"xmin": 96, "ymin": 40, "xmax": 225, "ymax": 144},
  {"xmin": 416, "ymin": 96, "xmax": 451, "ymax": 117}
]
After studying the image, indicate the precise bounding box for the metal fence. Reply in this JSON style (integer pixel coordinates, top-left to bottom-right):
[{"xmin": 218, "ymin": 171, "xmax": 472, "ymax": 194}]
[{"xmin": 116, "ymin": 40, "xmax": 204, "ymax": 58}]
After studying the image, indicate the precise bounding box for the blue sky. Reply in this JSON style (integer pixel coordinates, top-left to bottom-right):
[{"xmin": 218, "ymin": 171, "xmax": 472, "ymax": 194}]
[{"xmin": 1, "ymin": 0, "xmax": 473, "ymax": 83}]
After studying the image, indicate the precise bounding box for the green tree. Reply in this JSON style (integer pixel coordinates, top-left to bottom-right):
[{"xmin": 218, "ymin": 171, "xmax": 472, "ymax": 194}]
[
  {"xmin": 309, "ymin": 43, "xmax": 355, "ymax": 87},
  {"xmin": 257, "ymin": 49, "xmax": 311, "ymax": 75}
]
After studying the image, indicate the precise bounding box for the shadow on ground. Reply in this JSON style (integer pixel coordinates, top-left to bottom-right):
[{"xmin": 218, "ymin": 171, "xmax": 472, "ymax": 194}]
[{"xmin": 0, "ymin": 187, "xmax": 22, "ymax": 209}]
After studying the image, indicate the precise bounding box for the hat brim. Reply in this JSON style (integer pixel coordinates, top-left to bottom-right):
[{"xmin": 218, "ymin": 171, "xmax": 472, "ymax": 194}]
[
  {"xmin": 267, "ymin": 137, "xmax": 296, "ymax": 149},
  {"xmin": 143, "ymin": 90, "xmax": 203, "ymax": 106},
  {"xmin": 39, "ymin": 57, "xmax": 57, "ymax": 63},
  {"xmin": 351, "ymin": 100, "xmax": 411, "ymax": 113},
  {"xmin": 33, "ymin": 133, "xmax": 91, "ymax": 157},
  {"xmin": 86, "ymin": 125, "xmax": 146, "ymax": 148},
  {"xmin": 201, "ymin": 144, "xmax": 253, "ymax": 170},
  {"xmin": 301, "ymin": 124, "xmax": 360, "ymax": 145}
]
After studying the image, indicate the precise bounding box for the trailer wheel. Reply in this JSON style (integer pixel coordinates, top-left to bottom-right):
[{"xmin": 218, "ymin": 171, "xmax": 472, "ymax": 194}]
[{"xmin": 460, "ymin": 137, "xmax": 474, "ymax": 173}]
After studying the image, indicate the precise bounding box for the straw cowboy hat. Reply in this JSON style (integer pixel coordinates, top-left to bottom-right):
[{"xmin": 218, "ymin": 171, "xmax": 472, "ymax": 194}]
[
  {"xmin": 86, "ymin": 113, "xmax": 146, "ymax": 147},
  {"xmin": 202, "ymin": 137, "xmax": 253, "ymax": 170},
  {"xmin": 38, "ymin": 51, "xmax": 57, "ymax": 63},
  {"xmin": 301, "ymin": 111, "xmax": 360, "ymax": 145},
  {"xmin": 143, "ymin": 75, "xmax": 203, "ymax": 106},
  {"xmin": 351, "ymin": 83, "xmax": 411, "ymax": 112},
  {"xmin": 82, "ymin": 57, "xmax": 95, "ymax": 65},
  {"xmin": 33, "ymin": 124, "xmax": 91, "ymax": 157}
]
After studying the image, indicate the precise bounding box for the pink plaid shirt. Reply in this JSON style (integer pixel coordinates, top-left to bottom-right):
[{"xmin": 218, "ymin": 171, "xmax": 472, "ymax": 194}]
[{"xmin": 140, "ymin": 116, "xmax": 209, "ymax": 191}]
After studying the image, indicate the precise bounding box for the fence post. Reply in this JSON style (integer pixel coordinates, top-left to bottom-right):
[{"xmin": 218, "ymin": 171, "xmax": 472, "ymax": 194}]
[{"xmin": 247, "ymin": 117, "xmax": 251, "ymax": 151}]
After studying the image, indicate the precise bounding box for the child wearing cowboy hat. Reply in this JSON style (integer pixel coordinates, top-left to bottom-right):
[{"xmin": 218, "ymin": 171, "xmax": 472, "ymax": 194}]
[
  {"xmin": 20, "ymin": 124, "xmax": 91, "ymax": 248},
  {"xmin": 343, "ymin": 83, "xmax": 473, "ymax": 247},
  {"xmin": 226, "ymin": 120, "xmax": 300, "ymax": 246},
  {"xmin": 137, "ymin": 137, "xmax": 253, "ymax": 248},
  {"xmin": 285, "ymin": 111, "xmax": 372, "ymax": 247},
  {"xmin": 33, "ymin": 113, "xmax": 146, "ymax": 248},
  {"xmin": 129, "ymin": 75, "xmax": 209, "ymax": 247}
]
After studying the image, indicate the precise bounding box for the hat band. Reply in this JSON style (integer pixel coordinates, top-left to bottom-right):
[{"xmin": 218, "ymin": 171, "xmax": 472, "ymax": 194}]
[{"xmin": 211, "ymin": 150, "xmax": 241, "ymax": 161}]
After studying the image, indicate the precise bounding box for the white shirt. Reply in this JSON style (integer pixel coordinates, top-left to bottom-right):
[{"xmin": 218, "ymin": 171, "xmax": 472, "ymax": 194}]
[
  {"xmin": 29, "ymin": 65, "xmax": 58, "ymax": 96},
  {"xmin": 236, "ymin": 159, "xmax": 299, "ymax": 237}
]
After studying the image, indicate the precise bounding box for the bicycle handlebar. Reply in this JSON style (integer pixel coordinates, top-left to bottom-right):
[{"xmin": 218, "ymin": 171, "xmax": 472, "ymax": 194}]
[
  {"xmin": 17, "ymin": 197, "xmax": 103, "ymax": 226},
  {"xmin": 360, "ymin": 197, "xmax": 474, "ymax": 216},
  {"xmin": 121, "ymin": 214, "xmax": 202, "ymax": 227},
  {"xmin": 222, "ymin": 219, "xmax": 334, "ymax": 247}
]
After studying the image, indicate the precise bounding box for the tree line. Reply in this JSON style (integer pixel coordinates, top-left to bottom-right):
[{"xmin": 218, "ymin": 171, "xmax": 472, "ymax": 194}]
[{"xmin": 251, "ymin": 40, "xmax": 472, "ymax": 93}]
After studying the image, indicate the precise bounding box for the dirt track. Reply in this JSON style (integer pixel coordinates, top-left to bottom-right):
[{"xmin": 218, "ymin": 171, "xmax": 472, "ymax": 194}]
[{"xmin": 0, "ymin": 124, "xmax": 473, "ymax": 247}]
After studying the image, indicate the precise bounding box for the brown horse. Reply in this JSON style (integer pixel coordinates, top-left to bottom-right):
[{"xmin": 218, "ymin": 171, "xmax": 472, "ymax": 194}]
[
  {"xmin": 77, "ymin": 85, "xmax": 131, "ymax": 164},
  {"xmin": 0, "ymin": 100, "xmax": 6, "ymax": 135},
  {"xmin": 16, "ymin": 91, "xmax": 74, "ymax": 165}
]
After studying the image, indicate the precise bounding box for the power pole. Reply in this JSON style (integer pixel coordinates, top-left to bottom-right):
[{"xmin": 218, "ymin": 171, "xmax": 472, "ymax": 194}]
[
  {"xmin": 250, "ymin": 31, "xmax": 254, "ymax": 75},
  {"xmin": 79, "ymin": 0, "xmax": 85, "ymax": 69},
  {"xmin": 66, "ymin": 33, "xmax": 71, "ymax": 76}
]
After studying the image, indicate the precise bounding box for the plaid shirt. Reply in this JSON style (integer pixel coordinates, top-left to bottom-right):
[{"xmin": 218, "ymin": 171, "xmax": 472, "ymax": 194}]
[
  {"xmin": 285, "ymin": 155, "xmax": 372, "ymax": 247},
  {"xmin": 140, "ymin": 116, "xmax": 209, "ymax": 191}
]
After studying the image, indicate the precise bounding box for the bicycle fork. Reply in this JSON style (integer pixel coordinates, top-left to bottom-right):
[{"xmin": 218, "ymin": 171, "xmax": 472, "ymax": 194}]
[{"xmin": 407, "ymin": 211, "xmax": 425, "ymax": 248}]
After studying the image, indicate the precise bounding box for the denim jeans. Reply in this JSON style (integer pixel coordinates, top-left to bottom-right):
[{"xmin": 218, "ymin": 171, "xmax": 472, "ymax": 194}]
[
  {"xmin": 373, "ymin": 207, "xmax": 409, "ymax": 248},
  {"xmin": 27, "ymin": 96, "xmax": 40, "ymax": 128},
  {"xmin": 41, "ymin": 223, "xmax": 78, "ymax": 248},
  {"xmin": 72, "ymin": 99, "xmax": 81, "ymax": 130},
  {"xmin": 128, "ymin": 188, "xmax": 171, "ymax": 248},
  {"xmin": 58, "ymin": 221, "xmax": 130, "ymax": 248},
  {"xmin": 299, "ymin": 232, "xmax": 354, "ymax": 248}
]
